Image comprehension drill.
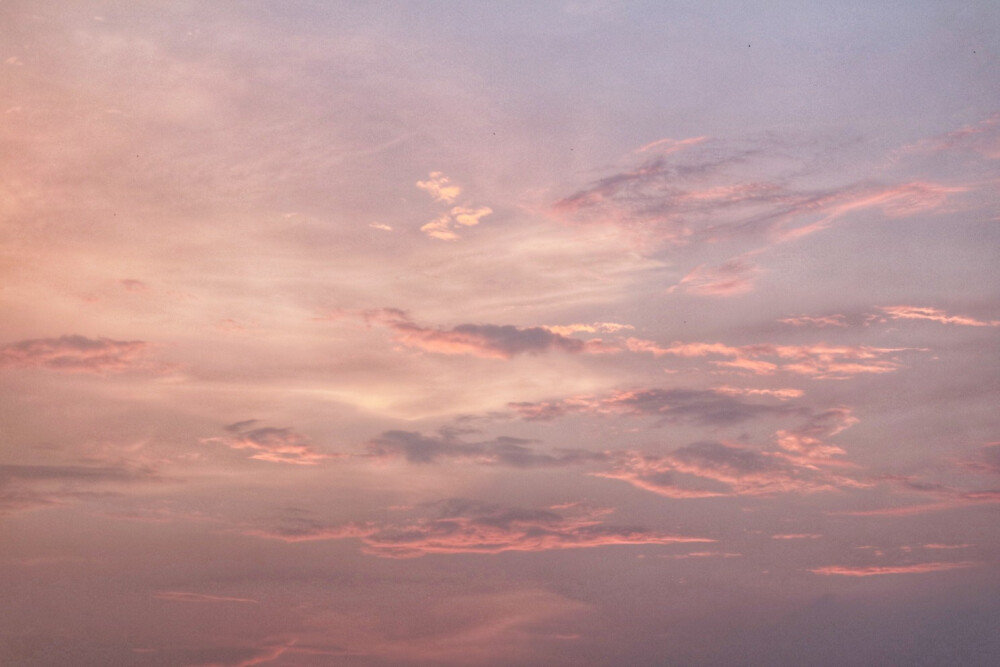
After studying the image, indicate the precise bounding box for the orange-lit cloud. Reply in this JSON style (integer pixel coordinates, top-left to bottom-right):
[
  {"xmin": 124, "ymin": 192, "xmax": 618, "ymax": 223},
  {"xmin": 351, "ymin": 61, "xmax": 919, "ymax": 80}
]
[
  {"xmin": 246, "ymin": 499, "xmax": 712, "ymax": 558},
  {"xmin": 201, "ymin": 421, "xmax": 337, "ymax": 465},
  {"xmin": 628, "ymin": 339, "xmax": 921, "ymax": 379},
  {"xmin": 416, "ymin": 171, "xmax": 461, "ymax": 203},
  {"xmin": 878, "ymin": 305, "xmax": 1000, "ymax": 327},
  {"xmin": 363, "ymin": 309, "xmax": 612, "ymax": 359},
  {"xmin": 810, "ymin": 561, "xmax": 977, "ymax": 576}
]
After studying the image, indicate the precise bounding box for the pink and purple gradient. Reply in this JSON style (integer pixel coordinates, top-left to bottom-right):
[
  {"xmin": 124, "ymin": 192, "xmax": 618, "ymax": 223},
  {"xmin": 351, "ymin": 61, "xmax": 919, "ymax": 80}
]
[{"xmin": 2, "ymin": 2, "xmax": 999, "ymax": 665}]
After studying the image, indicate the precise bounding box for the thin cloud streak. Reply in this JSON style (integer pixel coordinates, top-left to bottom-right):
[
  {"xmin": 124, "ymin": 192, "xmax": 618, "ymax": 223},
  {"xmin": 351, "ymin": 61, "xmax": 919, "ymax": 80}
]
[{"xmin": 810, "ymin": 561, "xmax": 978, "ymax": 576}]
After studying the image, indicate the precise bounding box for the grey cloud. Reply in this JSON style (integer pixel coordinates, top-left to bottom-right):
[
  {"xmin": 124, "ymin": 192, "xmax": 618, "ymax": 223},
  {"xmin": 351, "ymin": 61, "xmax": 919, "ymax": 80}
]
[{"xmin": 366, "ymin": 430, "xmax": 607, "ymax": 468}]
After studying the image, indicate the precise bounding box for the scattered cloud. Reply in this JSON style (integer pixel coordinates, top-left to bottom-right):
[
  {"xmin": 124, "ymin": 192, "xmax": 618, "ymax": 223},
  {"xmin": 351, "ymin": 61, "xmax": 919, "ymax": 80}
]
[
  {"xmin": 362, "ymin": 308, "xmax": 612, "ymax": 359},
  {"xmin": 420, "ymin": 205, "xmax": 493, "ymax": 240},
  {"xmin": 245, "ymin": 499, "xmax": 712, "ymax": 558},
  {"xmin": 628, "ymin": 339, "xmax": 922, "ymax": 380},
  {"xmin": 810, "ymin": 561, "xmax": 977, "ymax": 577},
  {"xmin": 201, "ymin": 421, "xmax": 337, "ymax": 465},
  {"xmin": 713, "ymin": 386, "xmax": 804, "ymax": 400},
  {"xmin": 416, "ymin": 171, "xmax": 461, "ymax": 203},
  {"xmin": 772, "ymin": 533, "xmax": 822, "ymax": 540},
  {"xmin": 369, "ymin": 222, "xmax": 393, "ymax": 231},
  {"xmin": 551, "ymin": 135, "xmax": 964, "ymax": 253},
  {"xmin": 0, "ymin": 335, "xmax": 162, "ymax": 374},
  {"xmin": 544, "ymin": 322, "xmax": 634, "ymax": 336},
  {"xmin": 878, "ymin": 305, "xmax": 999, "ymax": 327},
  {"xmin": 510, "ymin": 387, "xmax": 803, "ymax": 425},
  {"xmin": 366, "ymin": 429, "xmax": 606, "ymax": 468},
  {"xmin": 775, "ymin": 407, "xmax": 857, "ymax": 460}
]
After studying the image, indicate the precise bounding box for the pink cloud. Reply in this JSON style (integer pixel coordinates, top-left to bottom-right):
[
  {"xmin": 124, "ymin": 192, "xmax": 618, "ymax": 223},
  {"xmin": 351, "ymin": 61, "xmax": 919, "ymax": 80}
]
[
  {"xmin": 674, "ymin": 258, "xmax": 759, "ymax": 296},
  {"xmin": 0, "ymin": 335, "xmax": 161, "ymax": 374},
  {"xmin": 629, "ymin": 338, "xmax": 919, "ymax": 380},
  {"xmin": 363, "ymin": 309, "xmax": 613, "ymax": 359},
  {"xmin": 245, "ymin": 499, "xmax": 712, "ymax": 558},
  {"xmin": 201, "ymin": 421, "xmax": 338, "ymax": 465},
  {"xmin": 636, "ymin": 135, "xmax": 708, "ymax": 154},
  {"xmin": 878, "ymin": 305, "xmax": 999, "ymax": 327},
  {"xmin": 415, "ymin": 171, "xmax": 461, "ymax": 203},
  {"xmin": 810, "ymin": 561, "xmax": 977, "ymax": 576},
  {"xmin": 772, "ymin": 533, "xmax": 822, "ymax": 540}
]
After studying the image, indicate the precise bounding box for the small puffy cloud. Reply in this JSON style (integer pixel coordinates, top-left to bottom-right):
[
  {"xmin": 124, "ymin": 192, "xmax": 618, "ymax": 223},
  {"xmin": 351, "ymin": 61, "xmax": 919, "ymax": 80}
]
[
  {"xmin": 713, "ymin": 386, "xmax": 804, "ymax": 400},
  {"xmin": 364, "ymin": 308, "xmax": 611, "ymax": 359},
  {"xmin": 119, "ymin": 278, "xmax": 149, "ymax": 292},
  {"xmin": 420, "ymin": 206, "xmax": 493, "ymax": 240},
  {"xmin": 0, "ymin": 335, "xmax": 160, "ymax": 374},
  {"xmin": 878, "ymin": 305, "xmax": 999, "ymax": 327},
  {"xmin": 201, "ymin": 421, "xmax": 337, "ymax": 465},
  {"xmin": 246, "ymin": 499, "xmax": 712, "ymax": 558},
  {"xmin": 416, "ymin": 171, "xmax": 461, "ymax": 203},
  {"xmin": 369, "ymin": 222, "xmax": 393, "ymax": 231}
]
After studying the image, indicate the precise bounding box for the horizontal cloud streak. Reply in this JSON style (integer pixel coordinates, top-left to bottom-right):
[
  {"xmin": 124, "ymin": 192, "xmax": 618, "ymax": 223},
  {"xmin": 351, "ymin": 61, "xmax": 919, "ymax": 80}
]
[
  {"xmin": 201, "ymin": 421, "xmax": 337, "ymax": 465},
  {"xmin": 810, "ymin": 561, "xmax": 977, "ymax": 576},
  {"xmin": 0, "ymin": 335, "xmax": 160, "ymax": 374},
  {"xmin": 246, "ymin": 499, "xmax": 711, "ymax": 558}
]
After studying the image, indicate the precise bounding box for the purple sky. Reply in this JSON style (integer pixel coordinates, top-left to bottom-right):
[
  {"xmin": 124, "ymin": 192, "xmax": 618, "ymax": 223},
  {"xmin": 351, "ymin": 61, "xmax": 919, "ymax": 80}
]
[{"xmin": 2, "ymin": 2, "xmax": 999, "ymax": 665}]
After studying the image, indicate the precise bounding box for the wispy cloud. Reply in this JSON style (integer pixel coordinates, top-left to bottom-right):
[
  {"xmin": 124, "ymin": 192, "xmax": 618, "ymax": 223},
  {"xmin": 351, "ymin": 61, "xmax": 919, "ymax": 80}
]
[
  {"xmin": 0, "ymin": 335, "xmax": 162, "ymax": 374},
  {"xmin": 362, "ymin": 308, "xmax": 613, "ymax": 359},
  {"xmin": 153, "ymin": 591, "xmax": 259, "ymax": 604},
  {"xmin": 673, "ymin": 258, "xmax": 759, "ymax": 296},
  {"xmin": 245, "ymin": 499, "xmax": 712, "ymax": 558},
  {"xmin": 201, "ymin": 421, "xmax": 337, "ymax": 465},
  {"xmin": 780, "ymin": 314, "xmax": 848, "ymax": 328},
  {"xmin": 0, "ymin": 463, "xmax": 160, "ymax": 515},
  {"xmin": 627, "ymin": 339, "xmax": 922, "ymax": 379},
  {"xmin": 878, "ymin": 305, "xmax": 999, "ymax": 327},
  {"xmin": 366, "ymin": 429, "xmax": 606, "ymax": 467},
  {"xmin": 509, "ymin": 387, "xmax": 802, "ymax": 425},
  {"xmin": 810, "ymin": 561, "xmax": 977, "ymax": 576},
  {"xmin": 551, "ymin": 135, "xmax": 964, "ymax": 253}
]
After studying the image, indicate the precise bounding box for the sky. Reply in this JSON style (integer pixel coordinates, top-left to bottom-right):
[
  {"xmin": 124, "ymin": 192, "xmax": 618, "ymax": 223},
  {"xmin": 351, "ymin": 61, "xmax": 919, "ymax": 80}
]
[{"xmin": 1, "ymin": 2, "xmax": 999, "ymax": 665}]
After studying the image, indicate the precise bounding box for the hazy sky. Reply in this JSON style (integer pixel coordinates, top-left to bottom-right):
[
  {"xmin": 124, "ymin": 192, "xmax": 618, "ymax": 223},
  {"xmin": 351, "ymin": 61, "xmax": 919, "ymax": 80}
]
[{"xmin": 2, "ymin": 2, "xmax": 999, "ymax": 665}]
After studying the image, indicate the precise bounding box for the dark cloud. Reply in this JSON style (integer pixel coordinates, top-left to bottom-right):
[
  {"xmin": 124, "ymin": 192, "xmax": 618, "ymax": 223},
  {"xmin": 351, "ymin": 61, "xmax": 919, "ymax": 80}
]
[
  {"xmin": 366, "ymin": 430, "xmax": 607, "ymax": 467},
  {"xmin": 510, "ymin": 387, "xmax": 803, "ymax": 426},
  {"xmin": 202, "ymin": 422, "xmax": 337, "ymax": 465},
  {"xmin": 361, "ymin": 309, "xmax": 613, "ymax": 359}
]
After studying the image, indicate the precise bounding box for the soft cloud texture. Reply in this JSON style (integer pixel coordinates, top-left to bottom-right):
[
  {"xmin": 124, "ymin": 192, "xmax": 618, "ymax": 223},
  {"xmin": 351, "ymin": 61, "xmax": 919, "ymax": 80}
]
[
  {"xmin": 0, "ymin": 335, "xmax": 158, "ymax": 374},
  {"xmin": 246, "ymin": 499, "xmax": 712, "ymax": 558},
  {"xmin": 201, "ymin": 422, "xmax": 336, "ymax": 465}
]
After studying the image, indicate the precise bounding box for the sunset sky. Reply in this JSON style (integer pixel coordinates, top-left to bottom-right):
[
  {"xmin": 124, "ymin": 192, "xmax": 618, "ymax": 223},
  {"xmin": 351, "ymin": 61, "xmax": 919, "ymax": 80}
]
[{"xmin": 2, "ymin": 2, "xmax": 999, "ymax": 665}]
